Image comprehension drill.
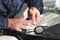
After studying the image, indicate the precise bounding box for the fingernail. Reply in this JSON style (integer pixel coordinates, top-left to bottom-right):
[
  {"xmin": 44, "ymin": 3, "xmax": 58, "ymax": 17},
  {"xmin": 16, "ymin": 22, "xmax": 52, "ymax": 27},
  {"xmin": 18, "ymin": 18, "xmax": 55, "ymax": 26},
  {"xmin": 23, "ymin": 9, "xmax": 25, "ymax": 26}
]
[
  {"xmin": 23, "ymin": 27, "xmax": 26, "ymax": 29},
  {"xmin": 20, "ymin": 30, "xmax": 22, "ymax": 32}
]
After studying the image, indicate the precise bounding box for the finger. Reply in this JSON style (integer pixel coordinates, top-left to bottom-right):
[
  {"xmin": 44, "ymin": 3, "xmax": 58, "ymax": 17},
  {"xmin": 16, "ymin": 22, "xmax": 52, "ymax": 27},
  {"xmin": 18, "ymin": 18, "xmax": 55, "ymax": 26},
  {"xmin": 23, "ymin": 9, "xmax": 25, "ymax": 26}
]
[
  {"xmin": 17, "ymin": 29, "xmax": 22, "ymax": 32},
  {"xmin": 32, "ymin": 13, "xmax": 36, "ymax": 25},
  {"xmin": 28, "ymin": 8, "xmax": 36, "ymax": 25},
  {"xmin": 23, "ymin": 20, "xmax": 33, "ymax": 27},
  {"xmin": 28, "ymin": 13, "xmax": 32, "ymax": 19},
  {"xmin": 26, "ymin": 21, "xmax": 33, "ymax": 27},
  {"xmin": 19, "ymin": 24, "xmax": 26, "ymax": 29},
  {"xmin": 17, "ymin": 23, "xmax": 26, "ymax": 29},
  {"xmin": 16, "ymin": 27, "xmax": 22, "ymax": 32},
  {"xmin": 36, "ymin": 12, "xmax": 40, "ymax": 24},
  {"xmin": 16, "ymin": 24, "xmax": 25, "ymax": 32}
]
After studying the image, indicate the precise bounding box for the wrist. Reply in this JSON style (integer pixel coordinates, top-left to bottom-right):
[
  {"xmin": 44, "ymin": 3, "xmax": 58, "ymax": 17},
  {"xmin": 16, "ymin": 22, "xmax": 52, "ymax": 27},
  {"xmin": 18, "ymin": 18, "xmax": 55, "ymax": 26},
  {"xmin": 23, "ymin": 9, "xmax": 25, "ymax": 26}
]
[{"xmin": 8, "ymin": 18, "xmax": 12, "ymax": 28}]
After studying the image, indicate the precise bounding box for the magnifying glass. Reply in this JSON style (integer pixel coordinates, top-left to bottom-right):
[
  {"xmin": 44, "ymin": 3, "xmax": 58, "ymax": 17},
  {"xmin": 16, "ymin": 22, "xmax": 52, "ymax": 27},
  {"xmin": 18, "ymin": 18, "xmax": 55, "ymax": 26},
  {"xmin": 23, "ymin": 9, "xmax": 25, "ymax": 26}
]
[{"xmin": 34, "ymin": 26, "xmax": 48, "ymax": 34}]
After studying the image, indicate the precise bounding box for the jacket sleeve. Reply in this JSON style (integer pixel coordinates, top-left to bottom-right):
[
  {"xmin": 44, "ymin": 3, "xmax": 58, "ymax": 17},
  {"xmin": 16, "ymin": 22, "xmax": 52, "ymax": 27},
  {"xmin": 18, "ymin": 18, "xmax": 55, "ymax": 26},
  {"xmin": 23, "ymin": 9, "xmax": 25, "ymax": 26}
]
[
  {"xmin": 25, "ymin": 0, "xmax": 44, "ymax": 14},
  {"xmin": 0, "ymin": 0, "xmax": 8, "ymax": 29},
  {"xmin": 0, "ymin": 18, "xmax": 8, "ymax": 29}
]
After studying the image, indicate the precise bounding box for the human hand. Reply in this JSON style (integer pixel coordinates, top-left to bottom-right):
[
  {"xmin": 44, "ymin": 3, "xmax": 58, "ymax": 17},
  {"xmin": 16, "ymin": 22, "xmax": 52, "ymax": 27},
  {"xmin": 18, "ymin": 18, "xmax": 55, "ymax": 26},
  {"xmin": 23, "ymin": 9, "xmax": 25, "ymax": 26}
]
[
  {"xmin": 28, "ymin": 7, "xmax": 40, "ymax": 25},
  {"xmin": 8, "ymin": 18, "xmax": 33, "ymax": 32}
]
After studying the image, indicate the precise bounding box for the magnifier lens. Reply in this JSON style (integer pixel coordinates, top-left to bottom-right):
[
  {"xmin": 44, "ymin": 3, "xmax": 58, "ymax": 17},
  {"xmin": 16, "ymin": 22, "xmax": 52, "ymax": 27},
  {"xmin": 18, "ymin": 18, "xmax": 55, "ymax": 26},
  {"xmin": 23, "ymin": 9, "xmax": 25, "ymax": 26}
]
[{"xmin": 34, "ymin": 26, "xmax": 44, "ymax": 34}]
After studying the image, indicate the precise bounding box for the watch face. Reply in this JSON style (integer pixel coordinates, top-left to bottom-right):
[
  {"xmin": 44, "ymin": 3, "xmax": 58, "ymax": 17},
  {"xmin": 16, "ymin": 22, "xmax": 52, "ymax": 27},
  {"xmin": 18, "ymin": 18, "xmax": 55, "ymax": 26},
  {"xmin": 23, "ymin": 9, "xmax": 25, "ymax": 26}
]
[{"xmin": 34, "ymin": 26, "xmax": 44, "ymax": 34}]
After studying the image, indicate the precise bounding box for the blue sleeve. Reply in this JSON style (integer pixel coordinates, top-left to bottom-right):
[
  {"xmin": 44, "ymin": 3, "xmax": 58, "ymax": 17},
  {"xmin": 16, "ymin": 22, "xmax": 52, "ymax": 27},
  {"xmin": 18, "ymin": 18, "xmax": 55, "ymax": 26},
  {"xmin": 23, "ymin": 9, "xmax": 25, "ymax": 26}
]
[
  {"xmin": 0, "ymin": 0, "xmax": 24, "ymax": 18},
  {"xmin": 0, "ymin": 0, "xmax": 8, "ymax": 29},
  {"xmin": 25, "ymin": 0, "xmax": 44, "ymax": 14},
  {"xmin": 0, "ymin": 18, "xmax": 8, "ymax": 30}
]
